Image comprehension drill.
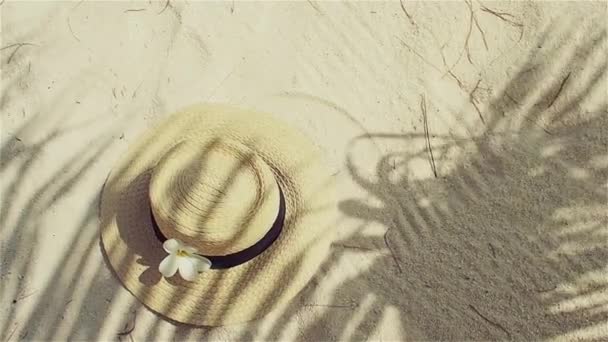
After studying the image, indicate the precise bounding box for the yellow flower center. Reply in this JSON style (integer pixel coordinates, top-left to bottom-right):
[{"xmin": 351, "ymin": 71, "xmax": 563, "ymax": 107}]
[{"xmin": 177, "ymin": 249, "xmax": 189, "ymax": 257}]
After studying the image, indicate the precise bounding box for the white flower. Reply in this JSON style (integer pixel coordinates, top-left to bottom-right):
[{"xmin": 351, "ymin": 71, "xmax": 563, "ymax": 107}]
[{"xmin": 158, "ymin": 239, "xmax": 212, "ymax": 281}]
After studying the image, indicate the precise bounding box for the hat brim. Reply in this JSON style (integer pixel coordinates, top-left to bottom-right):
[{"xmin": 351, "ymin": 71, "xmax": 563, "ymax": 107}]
[{"xmin": 99, "ymin": 104, "xmax": 338, "ymax": 326}]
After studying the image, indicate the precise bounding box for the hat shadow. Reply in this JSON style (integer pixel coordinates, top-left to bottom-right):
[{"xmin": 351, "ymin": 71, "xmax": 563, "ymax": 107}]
[{"xmin": 110, "ymin": 170, "xmax": 164, "ymax": 286}]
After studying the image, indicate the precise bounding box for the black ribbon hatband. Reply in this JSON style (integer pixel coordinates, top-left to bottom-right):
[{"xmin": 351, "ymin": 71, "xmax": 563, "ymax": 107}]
[{"xmin": 151, "ymin": 186, "xmax": 286, "ymax": 269}]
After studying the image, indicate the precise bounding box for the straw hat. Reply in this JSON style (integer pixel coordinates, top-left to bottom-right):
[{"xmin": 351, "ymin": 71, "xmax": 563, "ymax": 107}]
[{"xmin": 99, "ymin": 104, "xmax": 338, "ymax": 326}]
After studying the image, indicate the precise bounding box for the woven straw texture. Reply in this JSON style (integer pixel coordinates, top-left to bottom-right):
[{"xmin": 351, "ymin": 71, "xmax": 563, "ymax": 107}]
[
  {"xmin": 149, "ymin": 140, "xmax": 282, "ymax": 255},
  {"xmin": 99, "ymin": 104, "xmax": 338, "ymax": 326}
]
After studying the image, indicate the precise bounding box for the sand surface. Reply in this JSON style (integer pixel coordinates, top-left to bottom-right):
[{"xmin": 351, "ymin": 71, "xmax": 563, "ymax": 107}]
[{"xmin": 1, "ymin": 1, "xmax": 607, "ymax": 341}]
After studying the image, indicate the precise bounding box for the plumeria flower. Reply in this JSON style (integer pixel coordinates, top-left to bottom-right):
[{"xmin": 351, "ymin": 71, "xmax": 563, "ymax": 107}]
[{"xmin": 158, "ymin": 239, "xmax": 212, "ymax": 281}]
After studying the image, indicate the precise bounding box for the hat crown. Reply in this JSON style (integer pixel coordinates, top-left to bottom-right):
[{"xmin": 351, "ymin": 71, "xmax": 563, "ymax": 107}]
[{"xmin": 149, "ymin": 139, "xmax": 280, "ymax": 256}]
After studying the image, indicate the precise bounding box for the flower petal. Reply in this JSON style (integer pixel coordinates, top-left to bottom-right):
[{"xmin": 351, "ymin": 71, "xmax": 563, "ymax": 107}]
[
  {"xmin": 158, "ymin": 254, "xmax": 178, "ymax": 278},
  {"xmin": 163, "ymin": 239, "xmax": 182, "ymax": 253},
  {"xmin": 178, "ymin": 257, "xmax": 198, "ymax": 281},
  {"xmin": 191, "ymin": 255, "xmax": 212, "ymax": 272},
  {"xmin": 182, "ymin": 245, "xmax": 197, "ymax": 254}
]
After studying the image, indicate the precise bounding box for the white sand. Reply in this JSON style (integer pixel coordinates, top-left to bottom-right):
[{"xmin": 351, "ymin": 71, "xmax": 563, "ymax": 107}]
[{"xmin": 1, "ymin": 1, "xmax": 606, "ymax": 340}]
